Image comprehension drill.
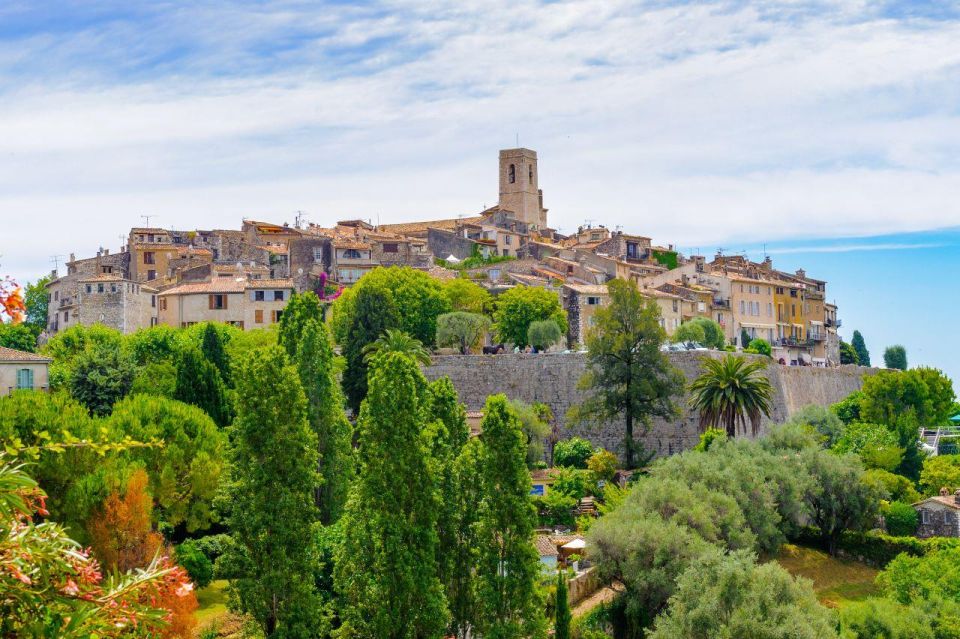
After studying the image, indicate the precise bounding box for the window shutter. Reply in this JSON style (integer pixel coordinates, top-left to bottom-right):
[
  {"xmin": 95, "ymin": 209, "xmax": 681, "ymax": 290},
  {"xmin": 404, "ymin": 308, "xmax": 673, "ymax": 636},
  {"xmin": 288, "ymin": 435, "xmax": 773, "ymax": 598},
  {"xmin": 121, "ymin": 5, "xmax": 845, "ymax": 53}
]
[
  {"xmin": 209, "ymin": 295, "xmax": 214, "ymax": 309},
  {"xmin": 255, "ymin": 309, "xmax": 263, "ymax": 323},
  {"xmin": 223, "ymin": 295, "xmax": 228, "ymax": 310}
]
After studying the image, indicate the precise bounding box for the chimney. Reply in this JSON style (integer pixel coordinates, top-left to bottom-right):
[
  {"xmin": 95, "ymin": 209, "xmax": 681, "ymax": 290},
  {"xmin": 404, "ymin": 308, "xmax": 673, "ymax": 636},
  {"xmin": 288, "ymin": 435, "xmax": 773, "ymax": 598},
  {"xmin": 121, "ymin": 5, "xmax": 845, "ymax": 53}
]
[
  {"xmin": 103, "ymin": 248, "xmax": 109, "ymax": 256},
  {"xmin": 940, "ymin": 487, "xmax": 951, "ymax": 497},
  {"xmin": 955, "ymin": 489, "xmax": 960, "ymax": 505},
  {"xmin": 69, "ymin": 252, "xmax": 75, "ymax": 262}
]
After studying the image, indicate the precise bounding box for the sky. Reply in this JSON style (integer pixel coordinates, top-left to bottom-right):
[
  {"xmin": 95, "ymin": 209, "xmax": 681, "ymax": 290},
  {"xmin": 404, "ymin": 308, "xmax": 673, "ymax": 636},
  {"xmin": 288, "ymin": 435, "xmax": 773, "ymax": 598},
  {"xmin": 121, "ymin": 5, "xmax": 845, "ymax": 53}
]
[{"xmin": 0, "ymin": 0, "xmax": 958, "ymax": 382}]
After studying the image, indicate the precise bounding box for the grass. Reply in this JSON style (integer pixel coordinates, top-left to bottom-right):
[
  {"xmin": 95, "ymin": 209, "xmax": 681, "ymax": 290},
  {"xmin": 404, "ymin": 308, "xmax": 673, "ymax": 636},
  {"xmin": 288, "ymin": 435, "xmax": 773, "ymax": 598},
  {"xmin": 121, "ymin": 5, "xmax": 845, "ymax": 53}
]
[
  {"xmin": 776, "ymin": 543, "xmax": 879, "ymax": 609},
  {"xmin": 195, "ymin": 579, "xmax": 230, "ymax": 625}
]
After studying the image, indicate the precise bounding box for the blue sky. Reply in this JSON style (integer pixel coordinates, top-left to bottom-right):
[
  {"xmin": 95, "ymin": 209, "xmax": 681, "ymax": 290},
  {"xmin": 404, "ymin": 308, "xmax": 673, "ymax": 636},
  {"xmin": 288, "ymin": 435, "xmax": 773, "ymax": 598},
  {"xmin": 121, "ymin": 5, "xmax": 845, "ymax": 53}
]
[{"xmin": 1, "ymin": 1, "xmax": 958, "ymax": 382}]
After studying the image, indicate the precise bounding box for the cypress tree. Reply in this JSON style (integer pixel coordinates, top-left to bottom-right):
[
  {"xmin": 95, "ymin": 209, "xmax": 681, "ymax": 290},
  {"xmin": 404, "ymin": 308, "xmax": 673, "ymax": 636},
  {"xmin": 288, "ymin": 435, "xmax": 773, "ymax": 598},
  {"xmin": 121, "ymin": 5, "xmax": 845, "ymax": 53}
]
[
  {"xmin": 278, "ymin": 291, "xmax": 324, "ymax": 358},
  {"xmin": 173, "ymin": 345, "xmax": 231, "ymax": 427},
  {"xmin": 475, "ymin": 395, "xmax": 546, "ymax": 639},
  {"xmin": 447, "ymin": 437, "xmax": 484, "ymax": 638},
  {"xmin": 342, "ymin": 286, "xmax": 400, "ymax": 413},
  {"xmin": 200, "ymin": 322, "xmax": 231, "ymax": 385},
  {"xmin": 218, "ymin": 346, "xmax": 323, "ymax": 638},
  {"xmin": 555, "ymin": 571, "xmax": 572, "ymax": 639},
  {"xmin": 334, "ymin": 352, "xmax": 447, "ymax": 638},
  {"xmin": 294, "ymin": 318, "xmax": 353, "ymax": 524},
  {"xmin": 851, "ymin": 330, "xmax": 870, "ymax": 367}
]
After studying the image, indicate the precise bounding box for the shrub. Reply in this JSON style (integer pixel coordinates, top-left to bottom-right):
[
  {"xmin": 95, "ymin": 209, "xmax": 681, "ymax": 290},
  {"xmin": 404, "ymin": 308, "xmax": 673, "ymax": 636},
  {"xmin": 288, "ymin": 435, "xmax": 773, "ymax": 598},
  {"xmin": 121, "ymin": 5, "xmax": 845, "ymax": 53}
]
[
  {"xmin": 175, "ymin": 539, "xmax": 214, "ymax": 589},
  {"xmin": 554, "ymin": 437, "xmax": 595, "ymax": 469},
  {"xmin": 884, "ymin": 501, "xmax": 919, "ymax": 537},
  {"xmin": 673, "ymin": 322, "xmax": 705, "ymax": 345},
  {"xmin": 746, "ymin": 338, "xmax": 772, "ymax": 357},
  {"xmin": 528, "ymin": 320, "xmax": 563, "ymax": 352},
  {"xmin": 586, "ymin": 449, "xmax": 618, "ymax": 484}
]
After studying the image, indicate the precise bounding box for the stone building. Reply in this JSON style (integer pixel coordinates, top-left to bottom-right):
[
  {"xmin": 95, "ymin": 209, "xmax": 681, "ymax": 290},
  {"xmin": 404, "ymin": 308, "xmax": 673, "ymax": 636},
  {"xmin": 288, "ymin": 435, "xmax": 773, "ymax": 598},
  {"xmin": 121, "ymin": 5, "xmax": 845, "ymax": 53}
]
[
  {"xmin": 914, "ymin": 489, "xmax": 960, "ymax": 538},
  {"xmin": 562, "ymin": 283, "xmax": 608, "ymax": 348},
  {"xmin": 157, "ymin": 278, "xmax": 294, "ymax": 330},
  {"xmin": 498, "ymin": 148, "xmax": 547, "ymax": 230},
  {"xmin": 0, "ymin": 347, "xmax": 51, "ymax": 396}
]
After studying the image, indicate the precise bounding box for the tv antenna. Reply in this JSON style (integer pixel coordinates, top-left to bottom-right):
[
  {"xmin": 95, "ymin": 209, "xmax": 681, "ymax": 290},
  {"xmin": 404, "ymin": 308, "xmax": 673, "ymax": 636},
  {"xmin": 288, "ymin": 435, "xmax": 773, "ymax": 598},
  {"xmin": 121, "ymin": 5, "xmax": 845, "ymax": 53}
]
[
  {"xmin": 294, "ymin": 210, "xmax": 307, "ymax": 229},
  {"xmin": 141, "ymin": 214, "xmax": 157, "ymax": 228},
  {"xmin": 50, "ymin": 255, "xmax": 65, "ymax": 271},
  {"xmin": 515, "ymin": 132, "xmax": 520, "ymax": 147}
]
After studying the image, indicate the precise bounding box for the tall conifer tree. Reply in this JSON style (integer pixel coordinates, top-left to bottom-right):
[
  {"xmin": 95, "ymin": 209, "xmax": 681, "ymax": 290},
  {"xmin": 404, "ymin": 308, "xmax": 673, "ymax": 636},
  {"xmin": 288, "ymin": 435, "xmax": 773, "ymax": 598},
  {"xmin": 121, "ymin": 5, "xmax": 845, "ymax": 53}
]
[
  {"xmin": 279, "ymin": 291, "xmax": 324, "ymax": 358},
  {"xmin": 200, "ymin": 322, "xmax": 231, "ymax": 385},
  {"xmin": 851, "ymin": 330, "xmax": 870, "ymax": 367},
  {"xmin": 342, "ymin": 286, "xmax": 400, "ymax": 413},
  {"xmin": 173, "ymin": 345, "xmax": 231, "ymax": 427}
]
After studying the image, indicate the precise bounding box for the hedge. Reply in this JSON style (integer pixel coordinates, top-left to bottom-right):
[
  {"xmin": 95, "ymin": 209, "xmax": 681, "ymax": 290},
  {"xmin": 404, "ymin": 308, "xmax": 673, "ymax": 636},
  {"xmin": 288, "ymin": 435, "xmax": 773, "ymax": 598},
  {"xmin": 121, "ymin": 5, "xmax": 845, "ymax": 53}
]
[{"xmin": 792, "ymin": 527, "xmax": 960, "ymax": 567}]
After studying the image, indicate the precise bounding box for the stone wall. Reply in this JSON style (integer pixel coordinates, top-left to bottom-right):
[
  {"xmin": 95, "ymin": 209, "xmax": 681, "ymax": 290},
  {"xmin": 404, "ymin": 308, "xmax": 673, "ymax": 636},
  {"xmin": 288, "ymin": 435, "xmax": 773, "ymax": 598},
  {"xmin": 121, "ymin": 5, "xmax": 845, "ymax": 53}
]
[{"xmin": 423, "ymin": 352, "xmax": 876, "ymax": 459}]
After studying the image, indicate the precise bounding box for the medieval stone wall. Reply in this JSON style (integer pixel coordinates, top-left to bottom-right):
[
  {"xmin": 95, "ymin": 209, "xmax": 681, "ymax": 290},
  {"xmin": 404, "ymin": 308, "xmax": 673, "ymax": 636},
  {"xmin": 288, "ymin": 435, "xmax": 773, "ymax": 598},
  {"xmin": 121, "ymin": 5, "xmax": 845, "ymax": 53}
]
[{"xmin": 423, "ymin": 351, "xmax": 876, "ymax": 459}]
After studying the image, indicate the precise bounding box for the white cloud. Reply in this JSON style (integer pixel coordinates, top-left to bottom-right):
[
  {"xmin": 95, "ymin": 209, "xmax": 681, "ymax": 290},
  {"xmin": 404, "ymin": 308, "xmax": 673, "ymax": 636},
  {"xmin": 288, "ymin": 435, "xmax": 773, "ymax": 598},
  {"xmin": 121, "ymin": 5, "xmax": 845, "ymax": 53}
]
[{"xmin": 1, "ymin": 0, "xmax": 959, "ymax": 285}]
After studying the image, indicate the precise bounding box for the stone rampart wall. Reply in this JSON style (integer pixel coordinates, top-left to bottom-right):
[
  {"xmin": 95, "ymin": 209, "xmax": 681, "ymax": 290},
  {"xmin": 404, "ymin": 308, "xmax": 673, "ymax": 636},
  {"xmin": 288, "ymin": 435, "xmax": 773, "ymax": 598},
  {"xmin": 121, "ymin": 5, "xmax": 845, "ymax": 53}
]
[{"xmin": 422, "ymin": 352, "xmax": 876, "ymax": 459}]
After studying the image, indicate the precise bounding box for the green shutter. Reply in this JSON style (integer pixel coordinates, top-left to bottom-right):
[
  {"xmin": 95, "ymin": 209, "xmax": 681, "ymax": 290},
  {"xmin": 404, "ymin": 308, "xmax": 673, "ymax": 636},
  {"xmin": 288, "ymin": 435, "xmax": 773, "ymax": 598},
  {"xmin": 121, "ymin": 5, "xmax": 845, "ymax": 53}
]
[{"xmin": 16, "ymin": 368, "xmax": 34, "ymax": 390}]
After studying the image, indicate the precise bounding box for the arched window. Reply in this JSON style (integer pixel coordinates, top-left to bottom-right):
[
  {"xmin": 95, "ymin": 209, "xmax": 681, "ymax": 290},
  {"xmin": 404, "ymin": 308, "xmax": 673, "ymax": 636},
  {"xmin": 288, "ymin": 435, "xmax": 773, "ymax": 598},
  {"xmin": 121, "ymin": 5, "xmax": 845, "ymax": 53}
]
[
  {"xmin": 508, "ymin": 164, "xmax": 516, "ymax": 183},
  {"xmin": 529, "ymin": 165, "xmax": 533, "ymax": 183}
]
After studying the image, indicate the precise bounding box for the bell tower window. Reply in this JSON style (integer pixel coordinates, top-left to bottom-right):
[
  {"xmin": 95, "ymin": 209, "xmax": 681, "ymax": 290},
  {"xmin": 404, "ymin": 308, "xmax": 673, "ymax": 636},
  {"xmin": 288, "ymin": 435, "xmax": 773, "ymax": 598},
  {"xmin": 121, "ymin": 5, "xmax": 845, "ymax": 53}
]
[{"xmin": 508, "ymin": 164, "xmax": 516, "ymax": 184}]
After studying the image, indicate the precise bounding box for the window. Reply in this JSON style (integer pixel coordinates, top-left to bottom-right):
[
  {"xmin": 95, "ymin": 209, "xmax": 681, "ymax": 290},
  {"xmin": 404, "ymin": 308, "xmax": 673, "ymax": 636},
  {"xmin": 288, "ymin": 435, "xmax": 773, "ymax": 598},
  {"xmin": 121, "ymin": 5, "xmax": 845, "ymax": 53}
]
[
  {"xmin": 254, "ymin": 290, "xmax": 265, "ymax": 301},
  {"xmin": 504, "ymin": 235, "xmax": 512, "ymax": 245},
  {"xmin": 343, "ymin": 249, "xmax": 362, "ymax": 260},
  {"xmin": 97, "ymin": 284, "xmax": 104, "ymax": 293},
  {"xmin": 313, "ymin": 247, "xmax": 324, "ymax": 262},
  {"xmin": 767, "ymin": 303, "xmax": 772, "ymax": 317},
  {"xmin": 86, "ymin": 285, "xmax": 92, "ymax": 294},
  {"xmin": 920, "ymin": 509, "xmax": 930, "ymax": 524},
  {"xmin": 150, "ymin": 317, "xmax": 158, "ymax": 326},
  {"xmin": 272, "ymin": 310, "xmax": 283, "ymax": 323},
  {"xmin": 382, "ymin": 243, "xmax": 398, "ymax": 253},
  {"xmin": 16, "ymin": 369, "xmax": 34, "ymax": 390},
  {"xmin": 209, "ymin": 294, "xmax": 227, "ymax": 310},
  {"xmin": 509, "ymin": 164, "xmax": 516, "ymax": 183},
  {"xmin": 590, "ymin": 232, "xmax": 601, "ymax": 241},
  {"xmin": 528, "ymin": 165, "xmax": 533, "ymax": 183},
  {"xmin": 54, "ymin": 291, "xmax": 58, "ymax": 301},
  {"xmin": 151, "ymin": 295, "xmax": 156, "ymax": 308},
  {"xmin": 792, "ymin": 304, "xmax": 796, "ymax": 317},
  {"xmin": 672, "ymin": 300, "xmax": 679, "ymax": 312},
  {"xmin": 255, "ymin": 309, "xmax": 264, "ymax": 324},
  {"xmin": 587, "ymin": 296, "xmax": 601, "ymax": 305},
  {"xmin": 110, "ymin": 284, "xmax": 117, "ymax": 293},
  {"xmin": 143, "ymin": 251, "xmax": 155, "ymax": 264},
  {"xmin": 273, "ymin": 290, "xmax": 285, "ymax": 302},
  {"xmin": 159, "ymin": 298, "xmax": 167, "ymax": 311},
  {"xmin": 739, "ymin": 301, "xmax": 746, "ymax": 314},
  {"xmin": 147, "ymin": 270, "xmax": 156, "ymax": 281},
  {"xmin": 63, "ymin": 311, "xmax": 68, "ymax": 322},
  {"xmin": 697, "ymin": 302, "xmax": 705, "ymax": 312}
]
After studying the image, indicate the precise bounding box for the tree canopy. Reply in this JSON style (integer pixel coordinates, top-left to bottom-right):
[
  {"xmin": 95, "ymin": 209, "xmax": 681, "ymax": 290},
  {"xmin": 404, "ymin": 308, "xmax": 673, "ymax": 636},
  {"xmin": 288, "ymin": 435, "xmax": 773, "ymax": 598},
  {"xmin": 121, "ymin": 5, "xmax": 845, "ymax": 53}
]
[
  {"xmin": 851, "ymin": 330, "xmax": 870, "ymax": 367},
  {"xmin": 884, "ymin": 345, "xmax": 908, "ymax": 371},
  {"xmin": 493, "ymin": 285, "xmax": 567, "ymax": 349},
  {"xmin": 436, "ymin": 311, "xmax": 491, "ymax": 354},
  {"xmin": 688, "ymin": 355, "xmax": 773, "ymax": 438}
]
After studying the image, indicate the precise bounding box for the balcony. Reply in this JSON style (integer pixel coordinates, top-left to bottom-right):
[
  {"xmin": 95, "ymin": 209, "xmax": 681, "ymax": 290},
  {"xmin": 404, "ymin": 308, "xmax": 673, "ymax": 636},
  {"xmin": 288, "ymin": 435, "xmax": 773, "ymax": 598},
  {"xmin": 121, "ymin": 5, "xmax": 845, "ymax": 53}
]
[
  {"xmin": 712, "ymin": 298, "xmax": 731, "ymax": 309},
  {"xmin": 808, "ymin": 332, "xmax": 825, "ymax": 342},
  {"xmin": 775, "ymin": 337, "xmax": 814, "ymax": 349},
  {"xmin": 825, "ymin": 318, "xmax": 842, "ymax": 328}
]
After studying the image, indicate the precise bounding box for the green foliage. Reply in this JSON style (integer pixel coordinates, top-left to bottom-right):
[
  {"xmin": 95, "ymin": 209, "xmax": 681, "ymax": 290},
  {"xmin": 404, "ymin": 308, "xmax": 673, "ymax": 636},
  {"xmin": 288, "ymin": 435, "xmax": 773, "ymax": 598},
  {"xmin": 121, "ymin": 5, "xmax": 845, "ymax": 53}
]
[
  {"xmin": 587, "ymin": 449, "xmax": 618, "ymax": 484},
  {"xmin": 863, "ymin": 468, "xmax": 921, "ymax": 504},
  {"xmin": 840, "ymin": 340, "xmax": 859, "ymax": 365},
  {"xmin": 570, "ymin": 279, "xmax": 683, "ymax": 468},
  {"xmin": 107, "ymin": 394, "xmax": 225, "ymax": 532},
  {"xmin": 493, "ymin": 285, "xmax": 567, "ymax": 349},
  {"xmin": 124, "ymin": 324, "xmax": 180, "ymax": 365},
  {"xmin": 839, "ymin": 597, "xmax": 944, "ymax": 639},
  {"xmin": 218, "ymin": 346, "xmax": 323, "ymax": 639},
  {"xmin": 693, "ymin": 427, "xmax": 727, "ymax": 452},
  {"xmin": 293, "ymin": 318, "xmax": 353, "ymax": 525},
  {"xmin": 537, "ymin": 489, "xmax": 578, "ymax": 528},
  {"xmin": 447, "ymin": 437, "xmax": 484, "ymax": 637},
  {"xmin": 688, "ymin": 355, "xmax": 773, "ymax": 438},
  {"xmin": 334, "ymin": 352, "xmax": 447, "ymax": 638},
  {"xmin": 362, "ymin": 328, "xmax": 431, "ymax": 366},
  {"xmin": 200, "ymin": 322, "xmax": 231, "ymax": 385},
  {"xmin": 176, "ymin": 539, "xmax": 214, "ymax": 589},
  {"xmin": 884, "ymin": 345, "xmax": 908, "ymax": 370},
  {"xmin": 173, "ymin": 345, "xmax": 232, "ymax": 428},
  {"xmin": 41, "ymin": 324, "xmax": 124, "ymax": 390},
  {"xmin": 555, "ymin": 571, "xmax": 572, "ymax": 639},
  {"xmin": 878, "ymin": 545, "xmax": 960, "ymax": 606},
  {"xmin": 331, "ymin": 266, "xmax": 451, "ymax": 347},
  {"xmin": 443, "ymin": 278, "xmax": 492, "ymax": 314},
  {"xmin": 341, "ymin": 285, "xmax": 401, "ymax": 413},
  {"xmin": 0, "ymin": 322, "xmax": 38, "ymax": 352},
  {"xmin": 277, "ymin": 291, "xmax": 323, "ymax": 359},
  {"xmin": 833, "ymin": 422, "xmax": 903, "ymax": 471},
  {"xmin": 528, "ymin": 319, "xmax": 563, "ymax": 351},
  {"xmin": 684, "ymin": 317, "xmax": 725, "ymax": 350},
  {"xmin": 761, "ymin": 422, "xmax": 823, "ymax": 453},
  {"xmin": 509, "ymin": 399, "xmax": 553, "ymax": 468},
  {"xmin": 746, "ymin": 338, "xmax": 772, "ymax": 357},
  {"xmin": 554, "ymin": 437, "xmax": 595, "ymax": 469},
  {"xmin": 651, "ymin": 249, "xmax": 678, "ymax": 270},
  {"xmin": 69, "ymin": 343, "xmax": 136, "ymax": 416},
  {"xmin": 672, "ymin": 321, "xmax": 705, "ymax": 345},
  {"xmin": 474, "ymin": 395, "xmax": 546, "ymax": 639},
  {"xmin": 23, "ymin": 275, "xmax": 51, "ymax": 332},
  {"xmin": 788, "ymin": 404, "xmax": 845, "ymax": 447},
  {"xmin": 791, "ymin": 528, "xmax": 959, "ymax": 567},
  {"xmin": 851, "ymin": 330, "xmax": 871, "ymax": 367},
  {"xmin": 436, "ymin": 311, "xmax": 491, "ymax": 354},
  {"xmin": 920, "ymin": 454, "xmax": 960, "ymax": 495},
  {"xmin": 740, "ymin": 328, "xmax": 752, "ymax": 350},
  {"xmin": 647, "ymin": 549, "xmax": 838, "ymax": 639},
  {"xmin": 883, "ymin": 501, "xmax": 919, "ymax": 537},
  {"xmin": 798, "ymin": 449, "xmax": 884, "ymax": 555},
  {"xmin": 130, "ymin": 359, "xmax": 177, "ymax": 398}
]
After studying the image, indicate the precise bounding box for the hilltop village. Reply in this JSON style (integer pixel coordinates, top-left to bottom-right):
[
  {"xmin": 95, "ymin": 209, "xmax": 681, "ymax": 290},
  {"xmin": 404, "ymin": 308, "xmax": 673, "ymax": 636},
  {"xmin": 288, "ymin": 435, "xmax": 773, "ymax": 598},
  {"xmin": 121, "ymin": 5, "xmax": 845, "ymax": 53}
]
[{"xmin": 45, "ymin": 148, "xmax": 841, "ymax": 366}]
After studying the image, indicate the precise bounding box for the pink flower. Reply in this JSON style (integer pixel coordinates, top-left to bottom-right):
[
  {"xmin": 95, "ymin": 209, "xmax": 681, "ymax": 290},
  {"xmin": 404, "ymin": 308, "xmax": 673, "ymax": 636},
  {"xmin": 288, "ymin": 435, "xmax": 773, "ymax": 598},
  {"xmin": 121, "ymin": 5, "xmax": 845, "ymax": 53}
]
[
  {"xmin": 62, "ymin": 579, "xmax": 80, "ymax": 596},
  {"xmin": 175, "ymin": 582, "xmax": 194, "ymax": 597}
]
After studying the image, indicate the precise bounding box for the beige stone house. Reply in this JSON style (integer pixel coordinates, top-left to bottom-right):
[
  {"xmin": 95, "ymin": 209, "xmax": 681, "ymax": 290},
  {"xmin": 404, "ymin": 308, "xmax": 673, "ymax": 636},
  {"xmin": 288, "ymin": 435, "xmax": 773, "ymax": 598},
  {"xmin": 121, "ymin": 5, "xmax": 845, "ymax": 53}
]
[
  {"xmin": 0, "ymin": 347, "xmax": 51, "ymax": 396},
  {"xmin": 562, "ymin": 283, "xmax": 608, "ymax": 348},
  {"xmin": 158, "ymin": 279, "xmax": 294, "ymax": 329}
]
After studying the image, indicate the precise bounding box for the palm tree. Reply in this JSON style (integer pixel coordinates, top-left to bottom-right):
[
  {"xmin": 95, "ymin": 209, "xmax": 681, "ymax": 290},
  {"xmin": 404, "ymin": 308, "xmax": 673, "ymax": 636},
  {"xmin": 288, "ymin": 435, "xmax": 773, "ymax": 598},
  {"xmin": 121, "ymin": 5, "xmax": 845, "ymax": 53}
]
[
  {"xmin": 688, "ymin": 354, "xmax": 773, "ymax": 438},
  {"xmin": 362, "ymin": 329, "xmax": 432, "ymax": 366}
]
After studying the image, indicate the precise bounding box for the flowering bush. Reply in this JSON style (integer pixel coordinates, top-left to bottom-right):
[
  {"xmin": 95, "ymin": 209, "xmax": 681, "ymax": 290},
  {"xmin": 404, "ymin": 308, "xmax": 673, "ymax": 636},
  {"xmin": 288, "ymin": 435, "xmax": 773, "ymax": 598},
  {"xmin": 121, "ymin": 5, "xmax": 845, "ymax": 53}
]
[
  {"xmin": 0, "ymin": 456, "xmax": 195, "ymax": 637},
  {"xmin": 0, "ymin": 275, "xmax": 25, "ymax": 323}
]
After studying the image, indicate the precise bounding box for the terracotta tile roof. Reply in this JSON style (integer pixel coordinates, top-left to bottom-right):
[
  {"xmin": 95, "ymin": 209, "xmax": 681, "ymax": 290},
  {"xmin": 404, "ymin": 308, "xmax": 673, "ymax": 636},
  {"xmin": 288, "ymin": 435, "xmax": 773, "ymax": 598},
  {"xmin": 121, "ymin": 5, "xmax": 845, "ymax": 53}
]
[
  {"xmin": 530, "ymin": 468, "xmax": 561, "ymax": 482},
  {"xmin": 334, "ymin": 240, "xmax": 372, "ymax": 250},
  {"xmin": 379, "ymin": 216, "xmax": 484, "ymax": 235},
  {"xmin": 0, "ymin": 347, "xmax": 51, "ymax": 363},
  {"xmin": 79, "ymin": 273, "xmax": 128, "ymax": 282},
  {"xmin": 563, "ymin": 283, "xmax": 609, "ymax": 295},
  {"xmin": 914, "ymin": 496, "xmax": 960, "ymax": 510},
  {"xmin": 535, "ymin": 535, "xmax": 559, "ymax": 557},
  {"xmin": 245, "ymin": 279, "xmax": 295, "ymax": 289},
  {"xmin": 426, "ymin": 266, "xmax": 460, "ymax": 282},
  {"xmin": 260, "ymin": 245, "xmax": 289, "ymax": 255},
  {"xmin": 159, "ymin": 280, "xmax": 248, "ymax": 295}
]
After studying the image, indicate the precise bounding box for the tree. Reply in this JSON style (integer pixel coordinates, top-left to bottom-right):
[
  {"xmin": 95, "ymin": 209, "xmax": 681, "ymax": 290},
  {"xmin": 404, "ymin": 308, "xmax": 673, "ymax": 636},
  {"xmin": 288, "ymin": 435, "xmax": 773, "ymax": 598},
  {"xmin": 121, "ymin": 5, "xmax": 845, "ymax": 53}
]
[
  {"xmin": 570, "ymin": 279, "xmax": 684, "ymax": 468},
  {"xmin": 686, "ymin": 317, "xmax": 726, "ymax": 350},
  {"xmin": 798, "ymin": 449, "xmax": 883, "ymax": 555},
  {"xmin": 447, "ymin": 437, "xmax": 484, "ymax": 638},
  {"xmin": 851, "ymin": 330, "xmax": 870, "ymax": 367},
  {"xmin": 200, "ymin": 322, "xmax": 231, "ymax": 385},
  {"xmin": 832, "ymin": 422, "xmax": 903, "ymax": 471},
  {"xmin": 293, "ymin": 318, "xmax": 353, "ymax": 524},
  {"xmin": 125, "ymin": 324, "xmax": 181, "ymax": 365},
  {"xmin": 832, "ymin": 391, "xmax": 863, "ymax": 425},
  {"xmin": 746, "ymin": 338, "xmax": 772, "ymax": 357},
  {"xmin": 740, "ymin": 328, "xmax": 752, "ymax": 350},
  {"xmin": 108, "ymin": 394, "xmax": 225, "ymax": 532},
  {"xmin": 840, "ymin": 340, "xmax": 859, "ymax": 365},
  {"xmin": 839, "ymin": 597, "xmax": 942, "ymax": 639},
  {"xmin": 362, "ymin": 328, "xmax": 432, "ymax": 366},
  {"xmin": 883, "ymin": 501, "xmax": 919, "ymax": 536},
  {"xmin": 330, "ymin": 266, "xmax": 450, "ymax": 346},
  {"xmin": 334, "ymin": 352, "xmax": 447, "ymax": 638},
  {"xmin": 527, "ymin": 319, "xmax": 562, "ymax": 352},
  {"xmin": 437, "ymin": 311, "xmax": 491, "ymax": 354},
  {"xmin": 444, "ymin": 278, "xmax": 492, "ymax": 314},
  {"xmin": 884, "ymin": 345, "xmax": 908, "ymax": 370},
  {"xmin": 175, "ymin": 539, "xmax": 214, "ymax": 589},
  {"xmin": 474, "ymin": 395, "xmax": 546, "ymax": 639},
  {"xmin": 877, "ymin": 545, "xmax": 960, "ymax": 607},
  {"xmin": 70, "ymin": 342, "xmax": 136, "ymax": 416},
  {"xmin": 919, "ymin": 454, "xmax": 960, "ymax": 496},
  {"xmin": 342, "ymin": 285, "xmax": 400, "ymax": 413},
  {"xmin": 23, "ymin": 275, "xmax": 51, "ymax": 333},
  {"xmin": 278, "ymin": 291, "xmax": 324, "ymax": 358},
  {"xmin": 493, "ymin": 285, "xmax": 567, "ymax": 349},
  {"xmin": 509, "ymin": 399, "xmax": 553, "ymax": 468},
  {"xmin": 689, "ymin": 355, "xmax": 773, "ymax": 438},
  {"xmin": 647, "ymin": 549, "xmax": 838, "ymax": 639},
  {"xmin": 0, "ymin": 322, "xmax": 38, "ymax": 351},
  {"xmin": 553, "ymin": 437, "xmax": 594, "ymax": 469},
  {"xmin": 554, "ymin": 571, "xmax": 571, "ymax": 639},
  {"xmin": 587, "ymin": 449, "xmax": 618, "ymax": 484},
  {"xmin": 87, "ymin": 469, "xmax": 163, "ymax": 572},
  {"xmin": 786, "ymin": 404, "xmax": 844, "ymax": 447},
  {"xmin": 218, "ymin": 346, "xmax": 323, "ymax": 639},
  {"xmin": 674, "ymin": 321, "xmax": 706, "ymax": 345},
  {"xmin": 173, "ymin": 345, "xmax": 231, "ymax": 428},
  {"xmin": 863, "ymin": 468, "xmax": 921, "ymax": 504}
]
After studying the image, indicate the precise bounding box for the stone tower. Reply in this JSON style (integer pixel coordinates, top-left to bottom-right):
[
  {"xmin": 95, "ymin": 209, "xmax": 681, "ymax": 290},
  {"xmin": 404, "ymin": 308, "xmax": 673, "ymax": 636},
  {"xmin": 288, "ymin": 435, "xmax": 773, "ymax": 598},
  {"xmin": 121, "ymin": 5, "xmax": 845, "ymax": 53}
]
[{"xmin": 498, "ymin": 148, "xmax": 547, "ymax": 229}]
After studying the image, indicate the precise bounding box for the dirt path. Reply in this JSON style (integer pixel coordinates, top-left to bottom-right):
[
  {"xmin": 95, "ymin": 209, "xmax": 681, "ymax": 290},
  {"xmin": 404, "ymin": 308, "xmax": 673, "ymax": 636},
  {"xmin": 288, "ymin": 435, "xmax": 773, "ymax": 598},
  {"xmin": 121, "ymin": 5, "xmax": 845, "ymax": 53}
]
[{"xmin": 572, "ymin": 583, "xmax": 619, "ymax": 618}]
